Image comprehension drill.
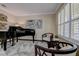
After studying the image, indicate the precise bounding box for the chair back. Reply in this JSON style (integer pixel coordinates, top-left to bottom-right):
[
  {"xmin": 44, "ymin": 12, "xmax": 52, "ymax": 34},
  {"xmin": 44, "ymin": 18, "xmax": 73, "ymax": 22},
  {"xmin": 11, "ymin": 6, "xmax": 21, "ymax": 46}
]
[{"xmin": 42, "ymin": 33, "xmax": 53, "ymax": 42}]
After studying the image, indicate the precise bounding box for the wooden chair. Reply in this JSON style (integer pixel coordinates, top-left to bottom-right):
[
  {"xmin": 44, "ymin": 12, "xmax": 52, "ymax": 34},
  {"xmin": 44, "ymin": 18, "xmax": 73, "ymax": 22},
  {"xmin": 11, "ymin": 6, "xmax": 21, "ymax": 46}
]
[
  {"xmin": 42, "ymin": 33, "xmax": 53, "ymax": 42},
  {"xmin": 35, "ymin": 41, "xmax": 77, "ymax": 56}
]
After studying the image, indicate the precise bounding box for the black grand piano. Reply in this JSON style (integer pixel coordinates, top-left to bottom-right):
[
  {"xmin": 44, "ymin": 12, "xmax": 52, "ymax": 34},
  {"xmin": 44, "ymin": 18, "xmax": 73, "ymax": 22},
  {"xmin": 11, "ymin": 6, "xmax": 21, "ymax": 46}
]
[
  {"xmin": 0, "ymin": 26, "xmax": 35, "ymax": 50},
  {"xmin": 8, "ymin": 26, "xmax": 35, "ymax": 42}
]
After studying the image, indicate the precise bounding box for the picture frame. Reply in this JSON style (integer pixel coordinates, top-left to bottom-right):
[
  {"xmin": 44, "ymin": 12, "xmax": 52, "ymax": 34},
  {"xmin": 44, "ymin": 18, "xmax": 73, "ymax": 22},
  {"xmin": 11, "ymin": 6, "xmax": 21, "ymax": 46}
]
[{"xmin": 26, "ymin": 19, "xmax": 42, "ymax": 29}]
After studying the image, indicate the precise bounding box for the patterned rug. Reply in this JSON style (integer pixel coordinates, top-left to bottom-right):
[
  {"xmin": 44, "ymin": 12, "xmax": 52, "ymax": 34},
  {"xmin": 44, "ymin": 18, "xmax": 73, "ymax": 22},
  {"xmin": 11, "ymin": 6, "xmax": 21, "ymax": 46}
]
[
  {"xmin": 0, "ymin": 40, "xmax": 47, "ymax": 56},
  {"xmin": 0, "ymin": 40, "xmax": 78, "ymax": 56}
]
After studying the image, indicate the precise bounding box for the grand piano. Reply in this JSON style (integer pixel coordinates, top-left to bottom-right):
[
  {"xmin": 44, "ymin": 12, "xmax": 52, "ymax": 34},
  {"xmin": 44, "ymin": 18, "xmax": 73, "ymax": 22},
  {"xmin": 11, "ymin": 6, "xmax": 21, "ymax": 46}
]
[
  {"xmin": 8, "ymin": 26, "xmax": 35, "ymax": 42},
  {"xmin": 8, "ymin": 26, "xmax": 35, "ymax": 44},
  {"xmin": 0, "ymin": 26, "xmax": 35, "ymax": 50}
]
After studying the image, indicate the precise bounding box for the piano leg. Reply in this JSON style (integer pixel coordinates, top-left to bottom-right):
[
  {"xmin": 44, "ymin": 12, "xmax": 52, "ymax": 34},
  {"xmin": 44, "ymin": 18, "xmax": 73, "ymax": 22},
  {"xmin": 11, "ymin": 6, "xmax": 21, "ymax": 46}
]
[
  {"xmin": 16, "ymin": 37, "xmax": 18, "ymax": 42},
  {"xmin": 3, "ymin": 32, "xmax": 7, "ymax": 51},
  {"xmin": 4, "ymin": 40, "xmax": 7, "ymax": 51},
  {"xmin": 12, "ymin": 38, "xmax": 15, "ymax": 46},
  {"xmin": 33, "ymin": 36, "xmax": 34, "ymax": 43},
  {"xmin": 1, "ymin": 40, "xmax": 3, "ymax": 48}
]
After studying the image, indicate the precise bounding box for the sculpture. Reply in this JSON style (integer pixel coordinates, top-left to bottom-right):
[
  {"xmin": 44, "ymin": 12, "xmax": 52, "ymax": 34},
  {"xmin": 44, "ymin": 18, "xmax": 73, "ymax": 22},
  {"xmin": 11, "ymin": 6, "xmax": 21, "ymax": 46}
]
[{"xmin": 0, "ymin": 13, "xmax": 8, "ymax": 29}]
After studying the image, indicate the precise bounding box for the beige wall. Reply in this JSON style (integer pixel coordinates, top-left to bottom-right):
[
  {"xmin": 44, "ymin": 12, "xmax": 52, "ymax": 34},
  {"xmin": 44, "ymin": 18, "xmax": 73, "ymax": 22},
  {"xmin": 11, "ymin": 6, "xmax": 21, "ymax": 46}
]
[
  {"xmin": 0, "ymin": 8, "xmax": 57, "ymax": 40},
  {"xmin": 16, "ymin": 14, "xmax": 56, "ymax": 40}
]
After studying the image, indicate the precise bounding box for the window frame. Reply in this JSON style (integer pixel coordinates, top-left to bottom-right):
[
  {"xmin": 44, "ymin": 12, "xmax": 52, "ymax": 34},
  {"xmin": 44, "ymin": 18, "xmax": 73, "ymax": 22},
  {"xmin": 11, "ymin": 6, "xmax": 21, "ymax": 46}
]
[
  {"xmin": 58, "ymin": 4, "xmax": 70, "ymax": 38},
  {"xmin": 58, "ymin": 3, "xmax": 79, "ymax": 41}
]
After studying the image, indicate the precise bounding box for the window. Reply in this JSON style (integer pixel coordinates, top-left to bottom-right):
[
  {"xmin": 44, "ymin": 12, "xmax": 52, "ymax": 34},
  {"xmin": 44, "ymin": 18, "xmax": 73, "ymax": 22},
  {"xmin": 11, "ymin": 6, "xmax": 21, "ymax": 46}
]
[
  {"xmin": 64, "ymin": 4, "xmax": 70, "ymax": 37},
  {"xmin": 58, "ymin": 12, "xmax": 61, "ymax": 24},
  {"xmin": 58, "ymin": 6, "xmax": 65, "ymax": 36},
  {"xmin": 58, "ymin": 3, "xmax": 79, "ymax": 41},
  {"xmin": 71, "ymin": 3, "xmax": 79, "ymax": 40},
  {"xmin": 58, "ymin": 11, "xmax": 61, "ymax": 35},
  {"xmin": 64, "ymin": 23, "xmax": 69, "ymax": 37},
  {"xmin": 71, "ymin": 4, "xmax": 79, "ymax": 20},
  {"xmin": 61, "ymin": 9, "xmax": 65, "ymax": 24},
  {"xmin": 58, "ymin": 25, "xmax": 61, "ymax": 35},
  {"xmin": 71, "ymin": 20, "xmax": 79, "ymax": 40},
  {"xmin": 58, "ymin": 4, "xmax": 70, "ymax": 37},
  {"xmin": 64, "ymin": 4, "xmax": 70, "ymax": 22}
]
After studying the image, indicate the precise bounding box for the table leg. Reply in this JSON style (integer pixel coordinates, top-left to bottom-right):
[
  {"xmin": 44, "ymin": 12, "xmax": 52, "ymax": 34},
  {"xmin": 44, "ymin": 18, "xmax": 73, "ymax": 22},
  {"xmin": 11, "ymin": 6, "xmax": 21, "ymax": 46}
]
[{"xmin": 16, "ymin": 37, "xmax": 18, "ymax": 42}]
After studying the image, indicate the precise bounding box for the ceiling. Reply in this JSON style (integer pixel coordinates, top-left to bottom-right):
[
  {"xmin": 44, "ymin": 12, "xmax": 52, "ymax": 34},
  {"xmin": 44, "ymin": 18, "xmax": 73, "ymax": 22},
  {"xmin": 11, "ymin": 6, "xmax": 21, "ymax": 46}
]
[{"xmin": 0, "ymin": 3, "xmax": 61, "ymax": 16}]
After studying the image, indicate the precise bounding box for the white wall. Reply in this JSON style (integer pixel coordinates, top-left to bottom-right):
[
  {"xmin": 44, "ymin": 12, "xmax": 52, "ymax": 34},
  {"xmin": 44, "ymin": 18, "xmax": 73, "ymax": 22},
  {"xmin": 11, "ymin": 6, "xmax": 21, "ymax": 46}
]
[{"xmin": 16, "ymin": 14, "xmax": 56, "ymax": 40}]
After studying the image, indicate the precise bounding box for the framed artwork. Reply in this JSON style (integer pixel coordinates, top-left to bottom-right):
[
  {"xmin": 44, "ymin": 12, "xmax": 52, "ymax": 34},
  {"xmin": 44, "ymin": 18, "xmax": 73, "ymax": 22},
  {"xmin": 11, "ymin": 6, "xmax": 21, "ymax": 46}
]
[
  {"xmin": 26, "ymin": 20, "xmax": 35, "ymax": 29},
  {"xmin": 26, "ymin": 19, "xmax": 42, "ymax": 29},
  {"xmin": 36, "ymin": 20, "xmax": 42, "ymax": 29}
]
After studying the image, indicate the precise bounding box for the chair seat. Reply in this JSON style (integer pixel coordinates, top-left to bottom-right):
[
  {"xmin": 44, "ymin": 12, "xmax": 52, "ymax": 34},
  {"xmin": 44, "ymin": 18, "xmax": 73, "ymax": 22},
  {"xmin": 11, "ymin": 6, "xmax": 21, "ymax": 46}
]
[
  {"xmin": 42, "ymin": 33, "xmax": 53, "ymax": 42},
  {"xmin": 43, "ymin": 37, "xmax": 51, "ymax": 41}
]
